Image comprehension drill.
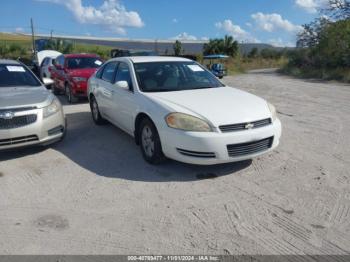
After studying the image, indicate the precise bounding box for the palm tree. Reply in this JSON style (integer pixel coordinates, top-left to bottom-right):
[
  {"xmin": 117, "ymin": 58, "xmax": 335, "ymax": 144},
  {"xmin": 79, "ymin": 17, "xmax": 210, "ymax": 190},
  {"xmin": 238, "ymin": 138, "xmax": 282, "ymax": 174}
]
[
  {"xmin": 223, "ymin": 35, "xmax": 239, "ymax": 57},
  {"xmin": 203, "ymin": 35, "xmax": 238, "ymax": 57}
]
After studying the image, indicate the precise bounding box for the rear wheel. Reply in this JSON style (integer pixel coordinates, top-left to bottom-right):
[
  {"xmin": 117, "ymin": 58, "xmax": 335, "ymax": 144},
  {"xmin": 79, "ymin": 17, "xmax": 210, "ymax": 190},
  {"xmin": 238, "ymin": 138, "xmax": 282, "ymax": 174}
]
[
  {"xmin": 90, "ymin": 96, "xmax": 106, "ymax": 125},
  {"xmin": 139, "ymin": 118, "xmax": 165, "ymax": 165},
  {"xmin": 65, "ymin": 84, "xmax": 78, "ymax": 104}
]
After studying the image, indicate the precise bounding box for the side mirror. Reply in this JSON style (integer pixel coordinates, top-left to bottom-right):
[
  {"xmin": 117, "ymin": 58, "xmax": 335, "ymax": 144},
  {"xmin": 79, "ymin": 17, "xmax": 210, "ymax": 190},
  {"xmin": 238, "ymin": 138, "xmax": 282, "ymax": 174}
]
[
  {"xmin": 115, "ymin": 80, "xmax": 129, "ymax": 90},
  {"xmin": 43, "ymin": 77, "xmax": 54, "ymax": 87}
]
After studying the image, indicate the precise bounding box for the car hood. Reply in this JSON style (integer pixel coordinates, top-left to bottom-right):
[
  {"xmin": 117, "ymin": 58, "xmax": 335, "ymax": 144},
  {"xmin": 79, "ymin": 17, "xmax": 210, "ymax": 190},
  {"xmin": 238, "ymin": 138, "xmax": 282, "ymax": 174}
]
[
  {"xmin": 0, "ymin": 86, "xmax": 53, "ymax": 109},
  {"xmin": 68, "ymin": 68, "xmax": 97, "ymax": 79},
  {"xmin": 146, "ymin": 86, "xmax": 272, "ymax": 127}
]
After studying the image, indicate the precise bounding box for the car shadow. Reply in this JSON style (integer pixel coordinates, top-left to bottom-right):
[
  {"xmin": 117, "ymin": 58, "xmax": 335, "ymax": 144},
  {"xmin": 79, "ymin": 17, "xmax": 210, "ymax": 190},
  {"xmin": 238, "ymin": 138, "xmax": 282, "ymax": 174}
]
[
  {"xmin": 0, "ymin": 111, "xmax": 252, "ymax": 182},
  {"xmin": 54, "ymin": 111, "xmax": 252, "ymax": 182},
  {"xmin": 55, "ymin": 94, "xmax": 89, "ymax": 106}
]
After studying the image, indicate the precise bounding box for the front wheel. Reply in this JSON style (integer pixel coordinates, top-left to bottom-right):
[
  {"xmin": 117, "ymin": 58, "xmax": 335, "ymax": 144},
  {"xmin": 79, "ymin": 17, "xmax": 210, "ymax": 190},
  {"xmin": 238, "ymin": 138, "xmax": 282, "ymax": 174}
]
[
  {"xmin": 139, "ymin": 118, "xmax": 166, "ymax": 165},
  {"xmin": 52, "ymin": 82, "xmax": 61, "ymax": 95},
  {"xmin": 65, "ymin": 84, "xmax": 78, "ymax": 104},
  {"xmin": 90, "ymin": 96, "xmax": 106, "ymax": 125}
]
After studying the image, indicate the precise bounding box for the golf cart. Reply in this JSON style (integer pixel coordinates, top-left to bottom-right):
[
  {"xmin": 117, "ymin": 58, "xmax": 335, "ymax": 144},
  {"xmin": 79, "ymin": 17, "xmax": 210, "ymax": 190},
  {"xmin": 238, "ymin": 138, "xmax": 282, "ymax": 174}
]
[{"xmin": 203, "ymin": 54, "xmax": 229, "ymax": 79}]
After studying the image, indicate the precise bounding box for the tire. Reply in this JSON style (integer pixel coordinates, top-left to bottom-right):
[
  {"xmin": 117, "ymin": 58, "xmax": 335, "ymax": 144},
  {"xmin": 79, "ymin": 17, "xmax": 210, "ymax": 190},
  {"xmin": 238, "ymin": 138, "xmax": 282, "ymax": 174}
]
[
  {"xmin": 52, "ymin": 82, "xmax": 61, "ymax": 95},
  {"xmin": 139, "ymin": 118, "xmax": 166, "ymax": 165},
  {"xmin": 65, "ymin": 84, "xmax": 78, "ymax": 104},
  {"xmin": 90, "ymin": 96, "xmax": 106, "ymax": 125}
]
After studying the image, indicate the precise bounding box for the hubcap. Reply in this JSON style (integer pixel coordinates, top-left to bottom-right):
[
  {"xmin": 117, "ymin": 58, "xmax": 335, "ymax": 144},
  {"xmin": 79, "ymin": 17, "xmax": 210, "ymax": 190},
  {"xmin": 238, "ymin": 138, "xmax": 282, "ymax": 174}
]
[
  {"xmin": 142, "ymin": 125, "xmax": 155, "ymax": 157},
  {"xmin": 92, "ymin": 100, "xmax": 99, "ymax": 120}
]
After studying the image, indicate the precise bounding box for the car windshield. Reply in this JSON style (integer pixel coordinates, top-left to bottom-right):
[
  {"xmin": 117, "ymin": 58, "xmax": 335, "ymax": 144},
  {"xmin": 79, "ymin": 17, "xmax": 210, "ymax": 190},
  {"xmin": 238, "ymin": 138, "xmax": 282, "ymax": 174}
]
[
  {"xmin": 0, "ymin": 64, "xmax": 41, "ymax": 87},
  {"xmin": 134, "ymin": 61, "xmax": 224, "ymax": 92},
  {"xmin": 67, "ymin": 57, "xmax": 102, "ymax": 69},
  {"xmin": 213, "ymin": 64, "xmax": 225, "ymax": 70}
]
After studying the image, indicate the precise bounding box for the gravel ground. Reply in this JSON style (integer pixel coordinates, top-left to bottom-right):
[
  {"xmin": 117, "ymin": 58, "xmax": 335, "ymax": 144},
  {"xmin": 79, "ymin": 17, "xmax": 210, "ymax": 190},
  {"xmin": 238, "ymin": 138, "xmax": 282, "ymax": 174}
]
[{"xmin": 0, "ymin": 69, "xmax": 350, "ymax": 255}]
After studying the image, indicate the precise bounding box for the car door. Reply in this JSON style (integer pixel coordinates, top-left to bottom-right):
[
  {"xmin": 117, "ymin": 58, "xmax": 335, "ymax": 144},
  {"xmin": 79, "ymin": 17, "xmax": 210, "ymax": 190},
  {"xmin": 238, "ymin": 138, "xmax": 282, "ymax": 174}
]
[
  {"xmin": 96, "ymin": 61, "xmax": 118, "ymax": 121},
  {"xmin": 55, "ymin": 55, "xmax": 65, "ymax": 90},
  {"xmin": 111, "ymin": 61, "xmax": 138, "ymax": 134}
]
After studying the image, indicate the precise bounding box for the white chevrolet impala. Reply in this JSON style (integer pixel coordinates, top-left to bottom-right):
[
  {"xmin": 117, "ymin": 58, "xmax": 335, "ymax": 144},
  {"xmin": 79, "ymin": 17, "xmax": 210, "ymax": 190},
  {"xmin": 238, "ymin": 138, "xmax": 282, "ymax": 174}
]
[{"xmin": 88, "ymin": 56, "xmax": 281, "ymax": 165}]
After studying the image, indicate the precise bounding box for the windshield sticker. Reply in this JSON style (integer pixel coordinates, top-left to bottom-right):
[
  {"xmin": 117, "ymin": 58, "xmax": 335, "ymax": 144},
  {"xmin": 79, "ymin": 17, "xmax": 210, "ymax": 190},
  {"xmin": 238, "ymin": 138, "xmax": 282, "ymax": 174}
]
[
  {"xmin": 187, "ymin": 65, "xmax": 204, "ymax": 72},
  {"xmin": 94, "ymin": 60, "xmax": 102, "ymax": 66},
  {"xmin": 6, "ymin": 66, "xmax": 26, "ymax": 72}
]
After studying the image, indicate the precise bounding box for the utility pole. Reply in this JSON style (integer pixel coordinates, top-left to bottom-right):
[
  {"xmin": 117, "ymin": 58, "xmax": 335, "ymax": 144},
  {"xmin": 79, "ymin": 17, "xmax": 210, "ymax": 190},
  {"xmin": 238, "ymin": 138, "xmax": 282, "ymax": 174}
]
[
  {"xmin": 50, "ymin": 30, "xmax": 53, "ymax": 40},
  {"xmin": 30, "ymin": 18, "xmax": 36, "ymax": 55}
]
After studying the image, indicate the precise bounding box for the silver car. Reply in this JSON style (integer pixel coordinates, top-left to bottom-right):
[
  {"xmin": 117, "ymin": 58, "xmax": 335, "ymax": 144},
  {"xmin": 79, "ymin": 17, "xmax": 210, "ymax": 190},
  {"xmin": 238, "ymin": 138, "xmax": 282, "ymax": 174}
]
[{"xmin": 0, "ymin": 59, "xmax": 66, "ymax": 150}]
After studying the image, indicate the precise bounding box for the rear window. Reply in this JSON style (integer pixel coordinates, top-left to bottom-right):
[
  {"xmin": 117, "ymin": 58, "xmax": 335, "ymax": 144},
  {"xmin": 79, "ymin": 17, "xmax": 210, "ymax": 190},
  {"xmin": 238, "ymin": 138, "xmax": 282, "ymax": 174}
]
[
  {"xmin": 0, "ymin": 64, "xmax": 41, "ymax": 87},
  {"xmin": 66, "ymin": 57, "xmax": 103, "ymax": 69}
]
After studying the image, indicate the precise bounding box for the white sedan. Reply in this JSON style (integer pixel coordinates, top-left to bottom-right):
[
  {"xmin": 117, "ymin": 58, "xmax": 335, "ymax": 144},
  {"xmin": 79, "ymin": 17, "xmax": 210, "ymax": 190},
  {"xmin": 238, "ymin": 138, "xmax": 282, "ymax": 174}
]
[{"xmin": 88, "ymin": 56, "xmax": 281, "ymax": 165}]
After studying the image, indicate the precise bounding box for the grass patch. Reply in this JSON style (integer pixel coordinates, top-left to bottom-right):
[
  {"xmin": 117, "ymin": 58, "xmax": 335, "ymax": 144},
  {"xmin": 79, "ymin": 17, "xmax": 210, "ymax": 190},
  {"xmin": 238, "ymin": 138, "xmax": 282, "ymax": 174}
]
[
  {"xmin": 200, "ymin": 57, "xmax": 288, "ymax": 76},
  {"xmin": 280, "ymin": 65, "xmax": 350, "ymax": 83},
  {"xmin": 0, "ymin": 33, "xmax": 115, "ymax": 60}
]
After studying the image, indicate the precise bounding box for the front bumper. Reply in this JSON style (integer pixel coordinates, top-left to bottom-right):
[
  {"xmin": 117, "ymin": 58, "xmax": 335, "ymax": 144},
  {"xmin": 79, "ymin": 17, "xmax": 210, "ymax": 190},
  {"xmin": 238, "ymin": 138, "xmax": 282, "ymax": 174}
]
[
  {"xmin": 0, "ymin": 108, "xmax": 66, "ymax": 150},
  {"xmin": 71, "ymin": 81, "xmax": 88, "ymax": 97},
  {"xmin": 160, "ymin": 119, "xmax": 282, "ymax": 165}
]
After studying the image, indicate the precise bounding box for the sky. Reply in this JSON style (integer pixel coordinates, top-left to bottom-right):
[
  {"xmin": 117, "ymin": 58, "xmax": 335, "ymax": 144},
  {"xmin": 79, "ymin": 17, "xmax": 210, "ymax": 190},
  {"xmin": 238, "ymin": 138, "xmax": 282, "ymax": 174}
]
[{"xmin": 0, "ymin": 0, "xmax": 326, "ymax": 47}]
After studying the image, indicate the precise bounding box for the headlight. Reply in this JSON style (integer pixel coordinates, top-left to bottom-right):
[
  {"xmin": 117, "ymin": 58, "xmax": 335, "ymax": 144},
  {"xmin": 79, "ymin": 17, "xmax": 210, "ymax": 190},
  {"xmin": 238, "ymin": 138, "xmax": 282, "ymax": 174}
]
[
  {"xmin": 72, "ymin": 77, "xmax": 87, "ymax": 82},
  {"xmin": 165, "ymin": 113, "xmax": 212, "ymax": 132},
  {"xmin": 43, "ymin": 97, "xmax": 61, "ymax": 118},
  {"xmin": 268, "ymin": 102, "xmax": 277, "ymax": 121}
]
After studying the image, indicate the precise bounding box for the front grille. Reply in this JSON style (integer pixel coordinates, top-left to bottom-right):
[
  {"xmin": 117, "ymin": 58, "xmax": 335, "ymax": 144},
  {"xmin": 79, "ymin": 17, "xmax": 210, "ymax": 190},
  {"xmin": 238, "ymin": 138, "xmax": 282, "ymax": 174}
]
[
  {"xmin": 0, "ymin": 107, "xmax": 37, "ymax": 113},
  {"xmin": 0, "ymin": 114, "xmax": 37, "ymax": 129},
  {"xmin": 219, "ymin": 118, "xmax": 272, "ymax": 133},
  {"xmin": 0, "ymin": 135, "xmax": 39, "ymax": 147},
  {"xmin": 227, "ymin": 137, "xmax": 274, "ymax": 157},
  {"xmin": 177, "ymin": 148, "xmax": 216, "ymax": 158}
]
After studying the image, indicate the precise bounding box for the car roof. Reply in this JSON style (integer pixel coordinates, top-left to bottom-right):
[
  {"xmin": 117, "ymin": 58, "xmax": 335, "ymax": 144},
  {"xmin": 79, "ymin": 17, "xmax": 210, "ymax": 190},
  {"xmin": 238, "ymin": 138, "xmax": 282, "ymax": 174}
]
[
  {"xmin": 0, "ymin": 59, "xmax": 21, "ymax": 65},
  {"xmin": 125, "ymin": 56, "xmax": 192, "ymax": 63},
  {"xmin": 64, "ymin": 53, "xmax": 100, "ymax": 58}
]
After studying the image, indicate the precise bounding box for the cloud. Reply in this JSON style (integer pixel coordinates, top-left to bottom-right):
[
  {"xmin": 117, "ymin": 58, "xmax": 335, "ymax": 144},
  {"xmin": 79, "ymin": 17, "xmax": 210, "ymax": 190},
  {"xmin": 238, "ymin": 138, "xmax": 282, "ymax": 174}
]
[
  {"xmin": 251, "ymin": 12, "xmax": 302, "ymax": 33},
  {"xmin": 15, "ymin": 27, "xmax": 24, "ymax": 33},
  {"xmin": 36, "ymin": 0, "xmax": 144, "ymax": 35},
  {"xmin": 172, "ymin": 18, "xmax": 178, "ymax": 23},
  {"xmin": 295, "ymin": 0, "xmax": 328, "ymax": 13},
  {"xmin": 172, "ymin": 32, "xmax": 197, "ymax": 41},
  {"xmin": 215, "ymin": 19, "xmax": 259, "ymax": 43},
  {"xmin": 268, "ymin": 38, "xmax": 295, "ymax": 47}
]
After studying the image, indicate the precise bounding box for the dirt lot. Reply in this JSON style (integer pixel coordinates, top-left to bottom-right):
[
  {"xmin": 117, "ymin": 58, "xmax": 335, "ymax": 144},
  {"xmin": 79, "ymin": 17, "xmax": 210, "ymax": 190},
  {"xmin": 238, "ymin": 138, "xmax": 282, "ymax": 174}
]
[{"xmin": 0, "ymin": 69, "xmax": 350, "ymax": 255}]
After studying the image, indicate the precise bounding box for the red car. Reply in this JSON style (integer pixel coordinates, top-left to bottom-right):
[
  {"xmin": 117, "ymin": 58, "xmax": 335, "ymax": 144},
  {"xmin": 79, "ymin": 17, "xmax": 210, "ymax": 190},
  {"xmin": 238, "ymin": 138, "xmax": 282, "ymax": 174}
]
[{"xmin": 52, "ymin": 54, "xmax": 103, "ymax": 103}]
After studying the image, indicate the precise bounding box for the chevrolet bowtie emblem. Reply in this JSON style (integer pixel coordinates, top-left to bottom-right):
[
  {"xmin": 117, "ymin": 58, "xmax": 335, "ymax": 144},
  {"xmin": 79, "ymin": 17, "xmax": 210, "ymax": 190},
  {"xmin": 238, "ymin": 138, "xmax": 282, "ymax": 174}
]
[
  {"xmin": 0, "ymin": 111, "xmax": 15, "ymax": 120},
  {"xmin": 245, "ymin": 123, "xmax": 254, "ymax": 129}
]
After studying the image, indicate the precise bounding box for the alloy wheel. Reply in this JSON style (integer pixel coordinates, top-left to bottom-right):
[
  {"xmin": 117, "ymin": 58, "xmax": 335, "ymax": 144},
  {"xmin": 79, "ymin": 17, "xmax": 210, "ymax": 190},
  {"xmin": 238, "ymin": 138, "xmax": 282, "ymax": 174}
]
[{"xmin": 141, "ymin": 125, "xmax": 155, "ymax": 158}]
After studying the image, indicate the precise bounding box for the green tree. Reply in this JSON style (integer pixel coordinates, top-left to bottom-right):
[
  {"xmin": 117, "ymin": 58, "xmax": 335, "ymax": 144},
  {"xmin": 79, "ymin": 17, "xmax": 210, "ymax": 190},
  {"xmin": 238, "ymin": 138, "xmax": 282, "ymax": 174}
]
[
  {"xmin": 173, "ymin": 40, "xmax": 183, "ymax": 56},
  {"xmin": 248, "ymin": 47, "xmax": 259, "ymax": 58},
  {"xmin": 297, "ymin": 17, "xmax": 331, "ymax": 48},
  {"xmin": 325, "ymin": 0, "xmax": 350, "ymax": 20},
  {"xmin": 203, "ymin": 38, "xmax": 223, "ymax": 55},
  {"xmin": 203, "ymin": 35, "xmax": 239, "ymax": 57},
  {"xmin": 317, "ymin": 19, "xmax": 350, "ymax": 67}
]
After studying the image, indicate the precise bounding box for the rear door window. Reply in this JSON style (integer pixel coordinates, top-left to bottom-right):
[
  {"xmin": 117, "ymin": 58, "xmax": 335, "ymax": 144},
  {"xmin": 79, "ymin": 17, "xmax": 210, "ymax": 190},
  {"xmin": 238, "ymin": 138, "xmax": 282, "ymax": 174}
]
[{"xmin": 101, "ymin": 62, "xmax": 118, "ymax": 83}]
